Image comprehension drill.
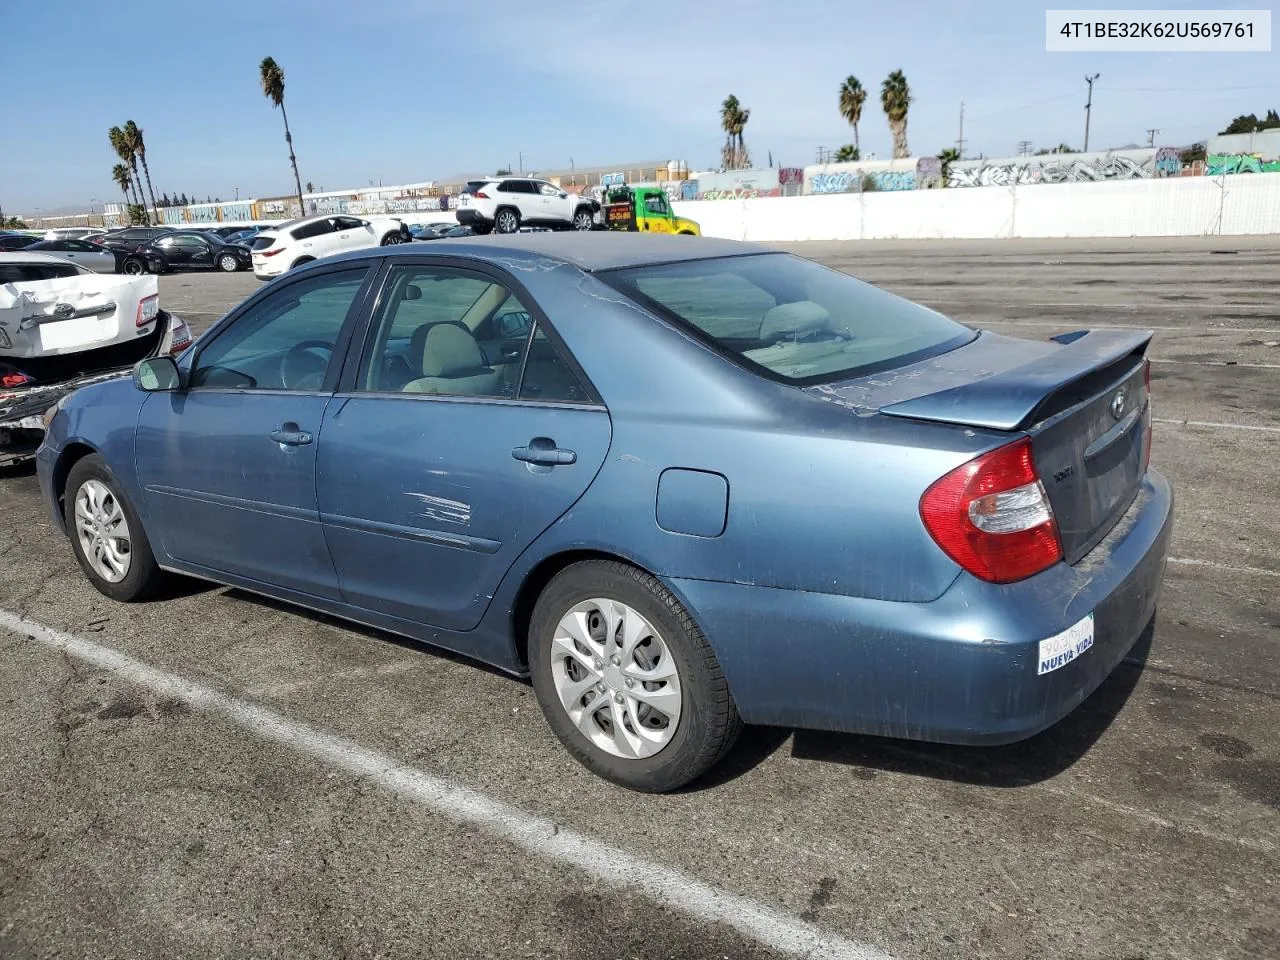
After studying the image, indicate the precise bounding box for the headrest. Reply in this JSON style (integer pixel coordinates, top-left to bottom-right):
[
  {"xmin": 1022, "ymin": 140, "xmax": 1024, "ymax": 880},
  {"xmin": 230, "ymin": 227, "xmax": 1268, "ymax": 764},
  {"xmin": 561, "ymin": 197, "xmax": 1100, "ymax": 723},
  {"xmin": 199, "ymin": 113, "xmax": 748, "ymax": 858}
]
[
  {"xmin": 403, "ymin": 284, "xmax": 422, "ymax": 300},
  {"xmin": 758, "ymin": 300, "xmax": 832, "ymax": 340},
  {"xmin": 420, "ymin": 324, "xmax": 485, "ymax": 377}
]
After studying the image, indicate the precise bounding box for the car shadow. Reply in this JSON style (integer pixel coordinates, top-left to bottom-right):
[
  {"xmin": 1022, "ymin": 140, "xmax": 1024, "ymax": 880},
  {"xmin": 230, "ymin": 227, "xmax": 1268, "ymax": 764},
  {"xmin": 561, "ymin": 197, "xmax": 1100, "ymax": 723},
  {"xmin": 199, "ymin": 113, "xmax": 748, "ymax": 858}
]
[
  {"xmin": 220, "ymin": 587, "xmax": 527, "ymax": 684},
  {"xmin": 692, "ymin": 618, "xmax": 1155, "ymax": 792}
]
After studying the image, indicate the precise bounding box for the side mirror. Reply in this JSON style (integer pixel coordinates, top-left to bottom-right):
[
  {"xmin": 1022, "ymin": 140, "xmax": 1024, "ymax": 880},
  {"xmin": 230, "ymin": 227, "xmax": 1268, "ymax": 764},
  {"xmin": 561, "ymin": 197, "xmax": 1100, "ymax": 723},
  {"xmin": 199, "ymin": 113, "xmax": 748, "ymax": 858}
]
[
  {"xmin": 133, "ymin": 356, "xmax": 183, "ymax": 392},
  {"xmin": 495, "ymin": 311, "xmax": 533, "ymax": 340}
]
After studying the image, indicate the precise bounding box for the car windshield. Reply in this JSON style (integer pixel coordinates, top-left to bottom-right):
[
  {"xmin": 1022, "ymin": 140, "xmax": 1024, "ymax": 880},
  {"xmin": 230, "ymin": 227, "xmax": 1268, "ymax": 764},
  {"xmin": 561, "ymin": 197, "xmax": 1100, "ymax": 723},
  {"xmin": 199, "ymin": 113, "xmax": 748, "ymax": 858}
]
[{"xmin": 601, "ymin": 253, "xmax": 975, "ymax": 385}]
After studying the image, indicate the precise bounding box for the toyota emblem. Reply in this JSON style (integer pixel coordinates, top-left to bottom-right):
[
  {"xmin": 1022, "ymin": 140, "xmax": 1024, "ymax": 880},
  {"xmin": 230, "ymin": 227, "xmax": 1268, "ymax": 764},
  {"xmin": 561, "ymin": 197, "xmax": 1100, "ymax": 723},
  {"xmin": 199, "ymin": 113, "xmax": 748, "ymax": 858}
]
[
  {"xmin": 53, "ymin": 303, "xmax": 75, "ymax": 320},
  {"xmin": 1110, "ymin": 389, "xmax": 1126, "ymax": 420}
]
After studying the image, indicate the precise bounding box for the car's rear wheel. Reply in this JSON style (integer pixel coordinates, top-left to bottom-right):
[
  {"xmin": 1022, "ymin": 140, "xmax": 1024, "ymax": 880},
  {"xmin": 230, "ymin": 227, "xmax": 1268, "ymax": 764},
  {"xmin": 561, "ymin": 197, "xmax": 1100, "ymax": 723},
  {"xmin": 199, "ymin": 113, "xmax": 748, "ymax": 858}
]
[
  {"xmin": 528, "ymin": 560, "xmax": 742, "ymax": 792},
  {"xmin": 494, "ymin": 208, "xmax": 520, "ymax": 234},
  {"xmin": 122, "ymin": 258, "xmax": 145, "ymax": 276},
  {"xmin": 218, "ymin": 253, "xmax": 239, "ymax": 271},
  {"xmin": 65, "ymin": 455, "xmax": 167, "ymax": 603},
  {"xmin": 572, "ymin": 207, "xmax": 595, "ymax": 231}
]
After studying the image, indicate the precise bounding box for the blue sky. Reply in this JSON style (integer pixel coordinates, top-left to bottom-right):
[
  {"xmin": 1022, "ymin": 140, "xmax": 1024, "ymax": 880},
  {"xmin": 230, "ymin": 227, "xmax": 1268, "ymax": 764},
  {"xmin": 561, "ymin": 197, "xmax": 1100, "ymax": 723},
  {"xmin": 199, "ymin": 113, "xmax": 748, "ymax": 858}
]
[{"xmin": 3, "ymin": 0, "xmax": 1276, "ymax": 213}]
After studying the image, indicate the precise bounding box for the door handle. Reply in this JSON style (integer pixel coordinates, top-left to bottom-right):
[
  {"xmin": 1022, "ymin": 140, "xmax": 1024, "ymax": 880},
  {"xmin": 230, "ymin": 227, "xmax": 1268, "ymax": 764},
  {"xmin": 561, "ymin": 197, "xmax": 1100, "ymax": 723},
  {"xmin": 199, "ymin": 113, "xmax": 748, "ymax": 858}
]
[
  {"xmin": 512, "ymin": 439, "xmax": 576, "ymax": 466},
  {"xmin": 270, "ymin": 423, "xmax": 313, "ymax": 446}
]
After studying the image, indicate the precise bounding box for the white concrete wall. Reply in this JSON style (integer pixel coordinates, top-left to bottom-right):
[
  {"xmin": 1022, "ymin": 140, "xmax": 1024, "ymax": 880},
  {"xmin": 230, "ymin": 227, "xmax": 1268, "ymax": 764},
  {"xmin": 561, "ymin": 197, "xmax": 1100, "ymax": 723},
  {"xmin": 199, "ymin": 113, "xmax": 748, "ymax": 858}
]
[{"xmin": 673, "ymin": 172, "xmax": 1280, "ymax": 241}]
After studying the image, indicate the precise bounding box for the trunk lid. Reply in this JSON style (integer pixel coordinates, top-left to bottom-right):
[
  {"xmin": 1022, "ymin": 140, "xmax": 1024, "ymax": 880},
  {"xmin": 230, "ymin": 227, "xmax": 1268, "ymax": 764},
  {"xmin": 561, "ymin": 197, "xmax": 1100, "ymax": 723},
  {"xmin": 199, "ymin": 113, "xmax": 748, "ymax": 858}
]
[{"xmin": 809, "ymin": 328, "xmax": 1153, "ymax": 565}]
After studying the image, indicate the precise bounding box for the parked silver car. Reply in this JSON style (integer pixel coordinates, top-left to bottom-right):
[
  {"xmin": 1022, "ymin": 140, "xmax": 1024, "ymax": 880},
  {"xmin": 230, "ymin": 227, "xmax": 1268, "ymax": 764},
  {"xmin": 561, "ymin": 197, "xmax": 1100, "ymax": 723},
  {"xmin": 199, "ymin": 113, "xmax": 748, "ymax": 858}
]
[{"xmin": 22, "ymin": 239, "xmax": 120, "ymax": 273}]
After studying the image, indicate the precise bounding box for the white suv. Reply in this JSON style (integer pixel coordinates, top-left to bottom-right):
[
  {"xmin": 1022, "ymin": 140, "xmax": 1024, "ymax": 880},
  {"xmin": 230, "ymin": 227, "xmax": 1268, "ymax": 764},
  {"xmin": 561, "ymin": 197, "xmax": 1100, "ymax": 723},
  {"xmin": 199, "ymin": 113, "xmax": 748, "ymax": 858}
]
[
  {"xmin": 250, "ymin": 214, "xmax": 409, "ymax": 279},
  {"xmin": 456, "ymin": 178, "xmax": 599, "ymax": 234}
]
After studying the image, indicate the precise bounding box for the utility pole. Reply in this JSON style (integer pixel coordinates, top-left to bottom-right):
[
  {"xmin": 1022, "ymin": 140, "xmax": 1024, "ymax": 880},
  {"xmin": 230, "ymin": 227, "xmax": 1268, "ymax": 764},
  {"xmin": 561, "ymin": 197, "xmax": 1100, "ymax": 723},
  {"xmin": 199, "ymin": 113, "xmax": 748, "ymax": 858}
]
[
  {"xmin": 1017, "ymin": 140, "xmax": 1032, "ymax": 156},
  {"xmin": 956, "ymin": 102, "xmax": 966, "ymax": 159},
  {"xmin": 518, "ymin": 151, "xmax": 523, "ymax": 173},
  {"xmin": 815, "ymin": 145, "xmax": 828, "ymax": 164},
  {"xmin": 1146, "ymin": 128, "xmax": 1160, "ymax": 147},
  {"xmin": 1083, "ymin": 73, "xmax": 1100, "ymax": 152}
]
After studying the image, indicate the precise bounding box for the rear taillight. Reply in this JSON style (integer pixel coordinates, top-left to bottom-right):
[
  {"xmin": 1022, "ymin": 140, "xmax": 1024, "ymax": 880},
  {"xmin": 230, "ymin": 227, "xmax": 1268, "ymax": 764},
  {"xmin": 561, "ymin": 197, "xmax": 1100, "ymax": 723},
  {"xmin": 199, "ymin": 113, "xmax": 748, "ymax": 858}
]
[
  {"xmin": 920, "ymin": 437, "xmax": 1063, "ymax": 584},
  {"xmin": 1141, "ymin": 357, "xmax": 1152, "ymax": 471},
  {"xmin": 1, "ymin": 372, "xmax": 34, "ymax": 388},
  {"xmin": 473, "ymin": 191, "xmax": 489, "ymax": 199},
  {"xmin": 168, "ymin": 318, "xmax": 192, "ymax": 355},
  {"xmin": 260, "ymin": 247, "xmax": 284, "ymax": 257},
  {"xmin": 136, "ymin": 294, "xmax": 159, "ymax": 328}
]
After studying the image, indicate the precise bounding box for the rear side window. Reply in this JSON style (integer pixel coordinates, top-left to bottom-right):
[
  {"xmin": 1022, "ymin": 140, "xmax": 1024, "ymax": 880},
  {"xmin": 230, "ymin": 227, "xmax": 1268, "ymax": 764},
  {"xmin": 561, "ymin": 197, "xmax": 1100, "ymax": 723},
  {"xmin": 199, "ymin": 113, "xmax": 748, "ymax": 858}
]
[
  {"xmin": 0, "ymin": 263, "xmax": 81, "ymax": 283},
  {"xmin": 291, "ymin": 220, "xmax": 333, "ymax": 241},
  {"xmin": 601, "ymin": 253, "xmax": 974, "ymax": 385}
]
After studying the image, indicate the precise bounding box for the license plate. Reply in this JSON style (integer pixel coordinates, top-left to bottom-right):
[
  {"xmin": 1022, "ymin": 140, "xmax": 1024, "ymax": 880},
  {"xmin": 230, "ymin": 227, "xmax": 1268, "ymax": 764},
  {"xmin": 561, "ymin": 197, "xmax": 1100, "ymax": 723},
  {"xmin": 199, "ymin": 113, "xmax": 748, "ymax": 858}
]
[{"xmin": 39, "ymin": 313, "xmax": 118, "ymax": 351}]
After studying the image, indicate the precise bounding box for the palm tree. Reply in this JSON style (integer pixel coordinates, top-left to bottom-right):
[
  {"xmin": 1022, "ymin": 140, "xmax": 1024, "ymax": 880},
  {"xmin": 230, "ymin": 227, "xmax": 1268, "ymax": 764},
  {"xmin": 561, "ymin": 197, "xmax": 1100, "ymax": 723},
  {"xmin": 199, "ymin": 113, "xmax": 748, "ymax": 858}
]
[
  {"xmin": 111, "ymin": 163, "xmax": 133, "ymax": 209},
  {"xmin": 838, "ymin": 76, "xmax": 867, "ymax": 154},
  {"xmin": 833, "ymin": 144, "xmax": 860, "ymax": 163},
  {"xmin": 109, "ymin": 126, "xmax": 148, "ymax": 221},
  {"xmin": 260, "ymin": 56, "xmax": 305, "ymax": 213},
  {"xmin": 719, "ymin": 94, "xmax": 751, "ymax": 171},
  {"xmin": 124, "ymin": 120, "xmax": 159, "ymax": 220},
  {"xmin": 880, "ymin": 70, "xmax": 911, "ymax": 159},
  {"xmin": 937, "ymin": 147, "xmax": 960, "ymax": 184}
]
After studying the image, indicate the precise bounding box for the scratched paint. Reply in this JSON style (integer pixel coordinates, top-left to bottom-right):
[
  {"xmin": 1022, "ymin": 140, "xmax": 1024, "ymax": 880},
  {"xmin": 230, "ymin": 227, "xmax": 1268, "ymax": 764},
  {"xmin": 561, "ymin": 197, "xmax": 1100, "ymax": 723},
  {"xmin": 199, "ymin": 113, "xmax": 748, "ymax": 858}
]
[{"xmin": 404, "ymin": 492, "xmax": 471, "ymax": 525}]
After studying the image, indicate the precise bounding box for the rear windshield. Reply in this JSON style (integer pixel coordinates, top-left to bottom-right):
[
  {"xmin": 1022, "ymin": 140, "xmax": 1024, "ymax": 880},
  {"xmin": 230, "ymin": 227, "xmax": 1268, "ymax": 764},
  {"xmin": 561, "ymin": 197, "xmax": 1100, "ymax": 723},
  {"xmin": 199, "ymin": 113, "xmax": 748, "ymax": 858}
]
[
  {"xmin": 251, "ymin": 235, "xmax": 277, "ymax": 251},
  {"xmin": 0, "ymin": 263, "xmax": 81, "ymax": 283},
  {"xmin": 461, "ymin": 181, "xmax": 489, "ymax": 194},
  {"xmin": 601, "ymin": 253, "xmax": 974, "ymax": 385}
]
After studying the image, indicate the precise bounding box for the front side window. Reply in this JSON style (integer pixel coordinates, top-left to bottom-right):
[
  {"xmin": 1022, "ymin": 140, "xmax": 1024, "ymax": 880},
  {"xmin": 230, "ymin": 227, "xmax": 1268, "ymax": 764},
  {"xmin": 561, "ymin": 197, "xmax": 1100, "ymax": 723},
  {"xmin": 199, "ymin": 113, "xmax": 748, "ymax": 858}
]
[
  {"xmin": 190, "ymin": 268, "xmax": 368, "ymax": 391},
  {"xmin": 644, "ymin": 193, "xmax": 670, "ymax": 215},
  {"xmin": 601, "ymin": 253, "xmax": 974, "ymax": 385}
]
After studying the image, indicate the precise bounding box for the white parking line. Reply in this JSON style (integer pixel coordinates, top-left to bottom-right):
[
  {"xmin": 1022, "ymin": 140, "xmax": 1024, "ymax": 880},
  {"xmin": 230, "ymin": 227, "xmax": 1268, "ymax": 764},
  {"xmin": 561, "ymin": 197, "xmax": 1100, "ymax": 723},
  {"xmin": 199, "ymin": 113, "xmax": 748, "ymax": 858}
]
[
  {"xmin": 0, "ymin": 609, "xmax": 890, "ymax": 960},
  {"xmin": 1154, "ymin": 418, "xmax": 1280, "ymax": 433},
  {"xmin": 1167, "ymin": 557, "xmax": 1280, "ymax": 579}
]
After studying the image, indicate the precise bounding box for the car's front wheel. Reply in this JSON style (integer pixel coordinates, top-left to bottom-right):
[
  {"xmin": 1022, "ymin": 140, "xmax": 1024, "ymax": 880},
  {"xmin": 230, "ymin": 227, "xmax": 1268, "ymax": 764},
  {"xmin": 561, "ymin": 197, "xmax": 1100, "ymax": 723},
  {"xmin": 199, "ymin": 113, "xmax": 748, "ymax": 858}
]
[
  {"xmin": 528, "ymin": 560, "xmax": 742, "ymax": 792},
  {"xmin": 64, "ymin": 455, "xmax": 168, "ymax": 602},
  {"xmin": 218, "ymin": 253, "xmax": 239, "ymax": 271},
  {"xmin": 380, "ymin": 232, "xmax": 402, "ymax": 246}
]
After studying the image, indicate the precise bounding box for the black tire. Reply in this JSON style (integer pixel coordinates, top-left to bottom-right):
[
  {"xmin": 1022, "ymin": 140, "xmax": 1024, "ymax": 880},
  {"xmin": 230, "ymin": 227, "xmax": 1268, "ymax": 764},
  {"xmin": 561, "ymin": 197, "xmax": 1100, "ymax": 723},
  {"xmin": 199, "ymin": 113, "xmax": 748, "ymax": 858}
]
[
  {"xmin": 290, "ymin": 256, "xmax": 315, "ymax": 271},
  {"xmin": 218, "ymin": 253, "xmax": 239, "ymax": 271},
  {"xmin": 380, "ymin": 232, "xmax": 402, "ymax": 246},
  {"xmin": 122, "ymin": 258, "xmax": 146, "ymax": 276},
  {"xmin": 528, "ymin": 560, "xmax": 742, "ymax": 792},
  {"xmin": 494, "ymin": 207, "xmax": 521, "ymax": 234},
  {"xmin": 471, "ymin": 221, "xmax": 492, "ymax": 236},
  {"xmin": 572, "ymin": 207, "xmax": 595, "ymax": 231},
  {"xmin": 64, "ymin": 454, "xmax": 168, "ymax": 603}
]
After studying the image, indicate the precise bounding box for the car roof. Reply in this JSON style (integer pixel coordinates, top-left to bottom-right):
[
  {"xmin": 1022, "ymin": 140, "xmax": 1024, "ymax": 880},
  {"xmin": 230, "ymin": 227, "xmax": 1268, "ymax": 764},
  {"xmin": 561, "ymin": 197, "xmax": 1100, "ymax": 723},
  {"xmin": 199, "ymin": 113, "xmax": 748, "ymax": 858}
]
[{"xmin": 327, "ymin": 232, "xmax": 769, "ymax": 273}]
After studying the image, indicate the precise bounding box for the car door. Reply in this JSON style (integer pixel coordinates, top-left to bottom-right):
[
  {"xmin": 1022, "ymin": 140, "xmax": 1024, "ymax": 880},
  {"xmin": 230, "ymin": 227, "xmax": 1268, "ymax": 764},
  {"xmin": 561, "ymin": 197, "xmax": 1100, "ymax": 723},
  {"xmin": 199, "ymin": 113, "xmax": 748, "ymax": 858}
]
[
  {"xmin": 181, "ymin": 235, "xmax": 216, "ymax": 269},
  {"xmin": 134, "ymin": 264, "xmax": 376, "ymax": 598},
  {"xmin": 640, "ymin": 192, "xmax": 674, "ymax": 233},
  {"xmin": 332, "ymin": 216, "xmax": 375, "ymax": 253},
  {"xmin": 535, "ymin": 181, "xmax": 570, "ymax": 225},
  {"xmin": 63, "ymin": 239, "xmax": 117, "ymax": 272},
  {"xmin": 314, "ymin": 260, "xmax": 611, "ymax": 631}
]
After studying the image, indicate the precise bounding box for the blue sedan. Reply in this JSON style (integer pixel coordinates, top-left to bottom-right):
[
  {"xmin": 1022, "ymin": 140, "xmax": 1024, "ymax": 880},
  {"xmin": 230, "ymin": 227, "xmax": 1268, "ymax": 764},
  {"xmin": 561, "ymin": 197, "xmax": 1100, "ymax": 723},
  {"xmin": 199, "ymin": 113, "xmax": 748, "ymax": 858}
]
[{"xmin": 37, "ymin": 234, "xmax": 1172, "ymax": 791}]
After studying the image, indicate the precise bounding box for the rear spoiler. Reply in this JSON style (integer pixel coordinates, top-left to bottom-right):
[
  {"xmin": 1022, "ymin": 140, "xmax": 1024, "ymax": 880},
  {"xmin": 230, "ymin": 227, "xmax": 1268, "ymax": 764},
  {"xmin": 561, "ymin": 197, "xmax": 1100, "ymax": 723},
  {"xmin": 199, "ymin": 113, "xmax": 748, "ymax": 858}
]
[{"xmin": 879, "ymin": 329, "xmax": 1153, "ymax": 431}]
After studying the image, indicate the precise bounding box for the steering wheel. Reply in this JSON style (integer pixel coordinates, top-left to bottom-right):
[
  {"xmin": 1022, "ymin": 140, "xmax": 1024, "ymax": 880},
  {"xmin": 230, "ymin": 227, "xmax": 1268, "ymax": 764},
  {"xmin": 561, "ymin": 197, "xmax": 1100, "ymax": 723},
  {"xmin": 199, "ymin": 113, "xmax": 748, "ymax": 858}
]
[{"xmin": 280, "ymin": 339, "xmax": 333, "ymax": 391}]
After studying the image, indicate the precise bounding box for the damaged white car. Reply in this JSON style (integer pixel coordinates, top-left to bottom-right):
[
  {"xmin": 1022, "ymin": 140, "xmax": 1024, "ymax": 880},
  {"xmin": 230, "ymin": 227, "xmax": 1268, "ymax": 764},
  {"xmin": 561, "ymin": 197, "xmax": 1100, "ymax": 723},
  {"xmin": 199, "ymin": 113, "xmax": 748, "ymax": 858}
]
[{"xmin": 1, "ymin": 253, "xmax": 191, "ymax": 466}]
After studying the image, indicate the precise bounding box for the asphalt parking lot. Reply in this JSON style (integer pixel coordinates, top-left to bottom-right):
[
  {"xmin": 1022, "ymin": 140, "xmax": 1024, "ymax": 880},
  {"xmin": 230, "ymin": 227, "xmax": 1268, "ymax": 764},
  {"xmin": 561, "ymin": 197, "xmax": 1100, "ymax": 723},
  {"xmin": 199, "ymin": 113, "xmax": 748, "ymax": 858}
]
[{"xmin": 1, "ymin": 236, "xmax": 1277, "ymax": 960}]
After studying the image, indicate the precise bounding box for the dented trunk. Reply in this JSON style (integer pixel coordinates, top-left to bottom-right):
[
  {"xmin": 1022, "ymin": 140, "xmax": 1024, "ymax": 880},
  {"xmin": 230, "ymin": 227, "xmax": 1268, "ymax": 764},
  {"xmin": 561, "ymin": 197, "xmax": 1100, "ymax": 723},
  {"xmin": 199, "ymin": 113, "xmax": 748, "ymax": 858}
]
[{"xmin": 0, "ymin": 273, "xmax": 160, "ymax": 359}]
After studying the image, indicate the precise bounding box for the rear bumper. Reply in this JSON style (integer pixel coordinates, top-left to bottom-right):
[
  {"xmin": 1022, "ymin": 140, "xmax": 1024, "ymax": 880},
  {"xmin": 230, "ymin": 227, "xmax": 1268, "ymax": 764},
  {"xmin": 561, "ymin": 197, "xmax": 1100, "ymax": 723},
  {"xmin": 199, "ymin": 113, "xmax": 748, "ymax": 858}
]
[
  {"xmin": 455, "ymin": 209, "xmax": 490, "ymax": 227},
  {"xmin": 665, "ymin": 468, "xmax": 1173, "ymax": 744},
  {"xmin": 2, "ymin": 312, "xmax": 180, "ymax": 466}
]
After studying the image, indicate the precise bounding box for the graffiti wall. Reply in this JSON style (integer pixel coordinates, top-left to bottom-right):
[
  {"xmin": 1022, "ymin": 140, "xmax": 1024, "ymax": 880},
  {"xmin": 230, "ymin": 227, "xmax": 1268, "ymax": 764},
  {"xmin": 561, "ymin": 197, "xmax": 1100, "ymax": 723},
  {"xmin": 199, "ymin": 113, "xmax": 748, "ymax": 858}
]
[
  {"xmin": 690, "ymin": 168, "xmax": 782, "ymax": 201},
  {"xmin": 946, "ymin": 148, "xmax": 1181, "ymax": 187},
  {"xmin": 802, "ymin": 158, "xmax": 931, "ymax": 194},
  {"xmin": 1206, "ymin": 153, "xmax": 1280, "ymax": 175}
]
